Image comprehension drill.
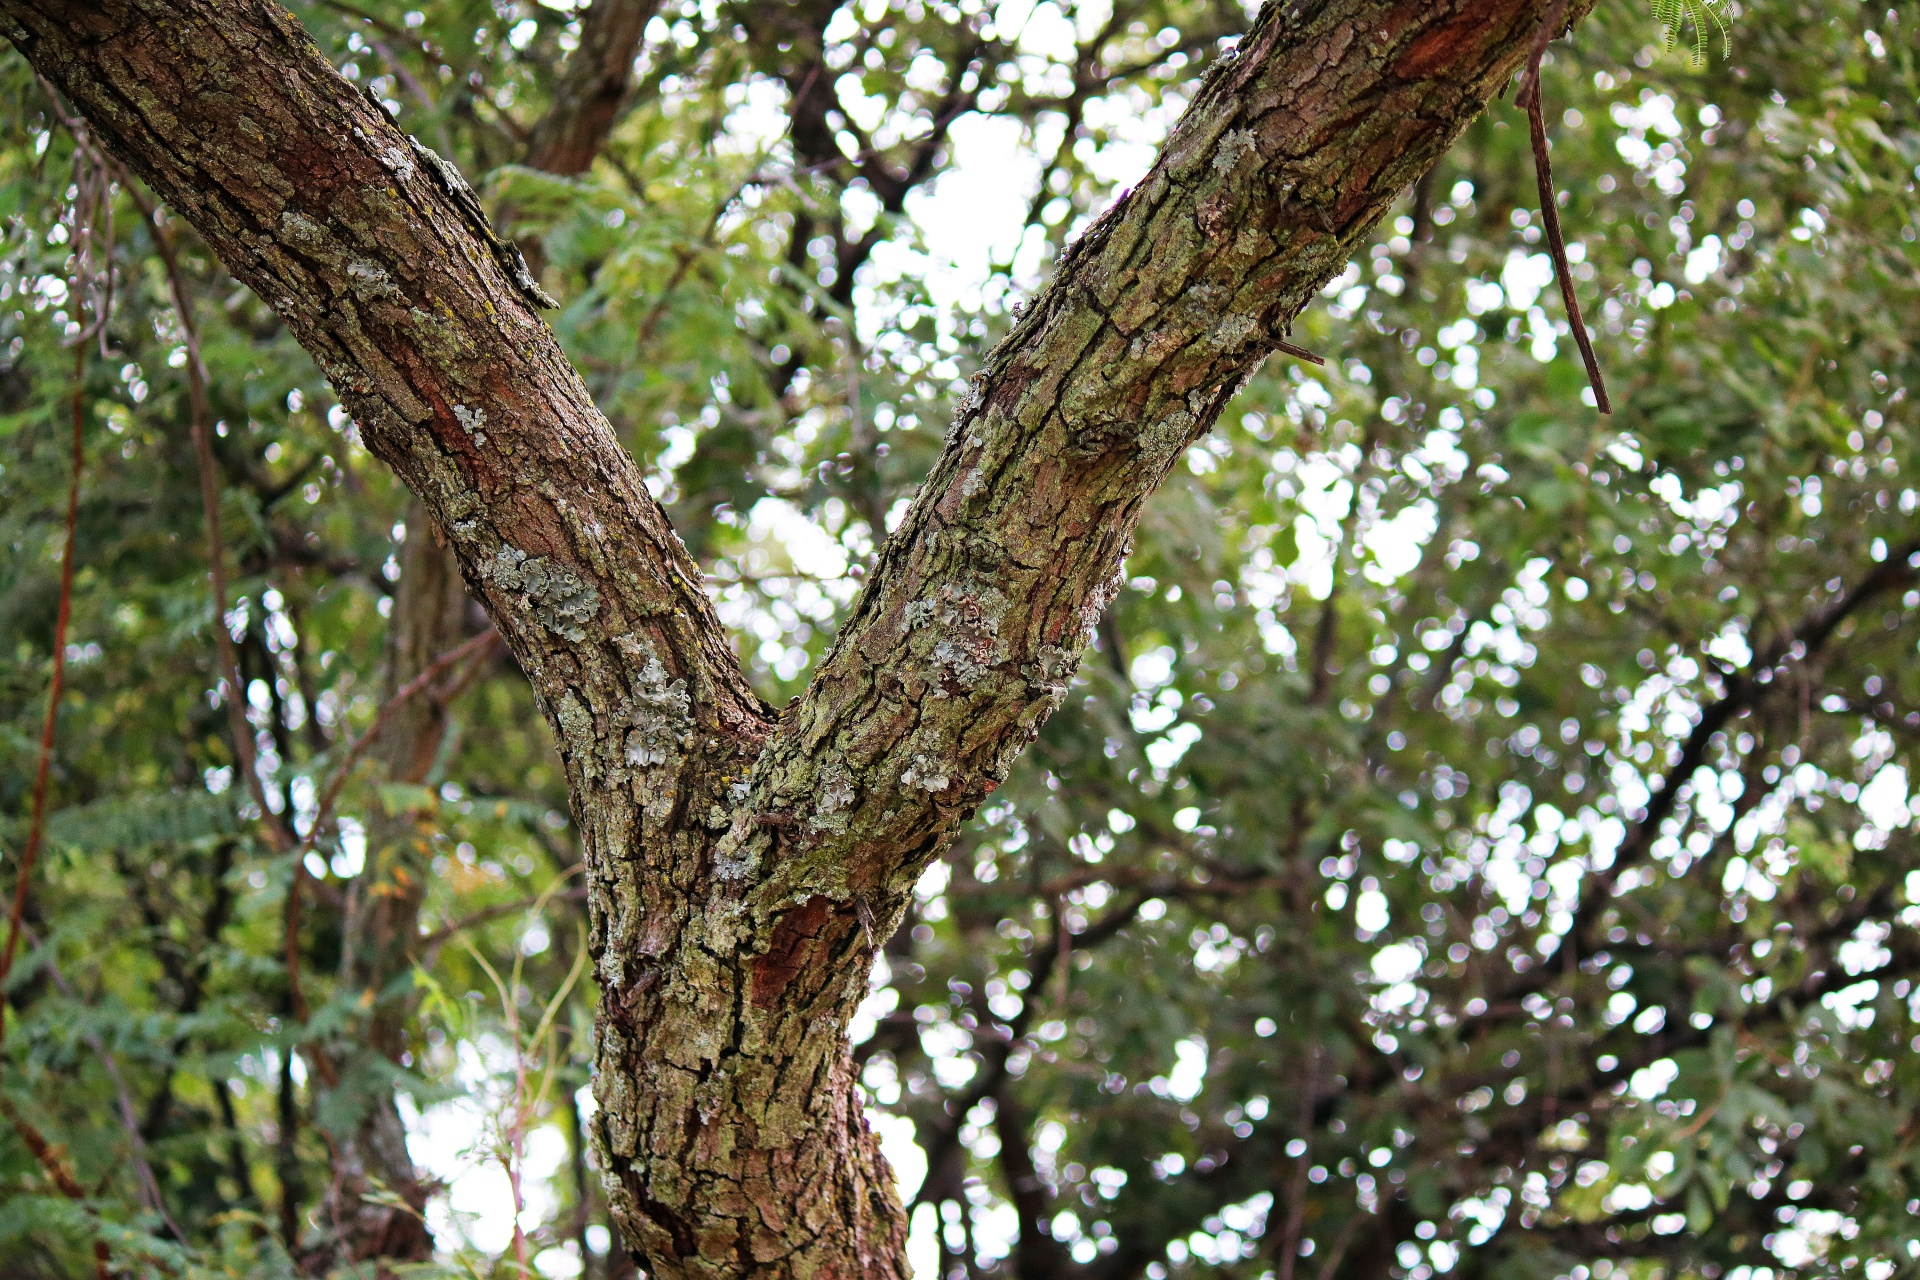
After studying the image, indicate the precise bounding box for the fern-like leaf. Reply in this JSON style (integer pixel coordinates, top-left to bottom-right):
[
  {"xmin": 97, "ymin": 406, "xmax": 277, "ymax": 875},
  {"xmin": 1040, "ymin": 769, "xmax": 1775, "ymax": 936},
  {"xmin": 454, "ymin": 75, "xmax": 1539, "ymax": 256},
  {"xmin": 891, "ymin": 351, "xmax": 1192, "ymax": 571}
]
[
  {"xmin": 31, "ymin": 790, "xmax": 244, "ymax": 852},
  {"xmin": 1651, "ymin": 0, "xmax": 1732, "ymax": 65}
]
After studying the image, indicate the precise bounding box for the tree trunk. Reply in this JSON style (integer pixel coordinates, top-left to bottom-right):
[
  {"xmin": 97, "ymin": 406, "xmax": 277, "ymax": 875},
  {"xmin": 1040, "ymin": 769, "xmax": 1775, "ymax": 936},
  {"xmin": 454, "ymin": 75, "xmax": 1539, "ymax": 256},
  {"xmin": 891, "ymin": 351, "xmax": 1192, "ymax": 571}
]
[
  {"xmin": 310, "ymin": 0, "xmax": 658, "ymax": 1261},
  {"xmin": 1, "ymin": 0, "xmax": 1590, "ymax": 1275}
]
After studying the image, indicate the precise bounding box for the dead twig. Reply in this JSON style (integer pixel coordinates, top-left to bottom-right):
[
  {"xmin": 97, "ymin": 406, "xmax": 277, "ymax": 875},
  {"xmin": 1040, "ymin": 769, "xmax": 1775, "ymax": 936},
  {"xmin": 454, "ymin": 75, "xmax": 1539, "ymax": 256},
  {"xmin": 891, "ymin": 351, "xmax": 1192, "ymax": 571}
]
[
  {"xmin": 1517, "ymin": 0, "xmax": 1610, "ymax": 415},
  {"xmin": 1273, "ymin": 338, "xmax": 1326, "ymax": 367}
]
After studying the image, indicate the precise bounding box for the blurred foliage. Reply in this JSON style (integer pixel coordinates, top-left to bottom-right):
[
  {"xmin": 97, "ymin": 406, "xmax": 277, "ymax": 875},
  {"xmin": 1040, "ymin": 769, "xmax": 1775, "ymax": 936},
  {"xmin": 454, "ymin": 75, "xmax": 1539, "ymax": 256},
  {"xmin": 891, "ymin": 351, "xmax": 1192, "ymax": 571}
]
[{"xmin": 3, "ymin": 0, "xmax": 1920, "ymax": 1278}]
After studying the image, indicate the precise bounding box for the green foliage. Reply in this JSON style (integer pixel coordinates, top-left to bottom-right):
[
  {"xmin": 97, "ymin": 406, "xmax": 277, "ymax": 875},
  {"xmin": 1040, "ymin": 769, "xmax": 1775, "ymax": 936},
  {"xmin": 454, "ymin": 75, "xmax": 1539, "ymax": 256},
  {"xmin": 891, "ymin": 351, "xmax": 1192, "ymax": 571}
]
[{"xmin": 1649, "ymin": 0, "xmax": 1733, "ymax": 66}]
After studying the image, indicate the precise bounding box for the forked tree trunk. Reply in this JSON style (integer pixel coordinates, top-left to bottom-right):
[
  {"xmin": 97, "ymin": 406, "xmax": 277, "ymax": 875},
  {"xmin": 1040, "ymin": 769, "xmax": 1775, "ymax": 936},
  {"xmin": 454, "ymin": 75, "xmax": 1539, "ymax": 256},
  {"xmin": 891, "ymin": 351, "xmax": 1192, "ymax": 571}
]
[{"xmin": 1, "ymin": 1, "xmax": 1590, "ymax": 1274}]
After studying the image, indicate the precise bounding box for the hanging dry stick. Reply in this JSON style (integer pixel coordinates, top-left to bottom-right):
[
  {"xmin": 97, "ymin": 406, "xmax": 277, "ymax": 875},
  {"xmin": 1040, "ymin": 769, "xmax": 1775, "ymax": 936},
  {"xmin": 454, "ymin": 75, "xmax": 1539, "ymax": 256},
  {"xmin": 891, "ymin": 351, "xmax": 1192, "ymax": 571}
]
[{"xmin": 1517, "ymin": 0, "xmax": 1611, "ymax": 414}]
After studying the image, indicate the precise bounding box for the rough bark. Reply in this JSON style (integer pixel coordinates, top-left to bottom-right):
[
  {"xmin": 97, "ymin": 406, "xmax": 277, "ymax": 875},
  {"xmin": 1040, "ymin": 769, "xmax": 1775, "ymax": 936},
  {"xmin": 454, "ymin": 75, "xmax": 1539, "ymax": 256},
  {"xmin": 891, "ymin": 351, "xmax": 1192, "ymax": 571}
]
[
  {"xmin": 314, "ymin": 0, "xmax": 660, "ymax": 1259},
  {"xmin": 2, "ymin": 0, "xmax": 1591, "ymax": 1275}
]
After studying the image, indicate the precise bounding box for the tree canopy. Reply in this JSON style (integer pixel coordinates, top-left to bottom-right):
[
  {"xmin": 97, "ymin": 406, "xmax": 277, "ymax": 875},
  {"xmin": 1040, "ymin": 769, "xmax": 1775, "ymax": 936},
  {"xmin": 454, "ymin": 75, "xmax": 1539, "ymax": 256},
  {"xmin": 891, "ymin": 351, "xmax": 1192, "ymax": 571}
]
[{"xmin": 2, "ymin": 0, "xmax": 1919, "ymax": 1279}]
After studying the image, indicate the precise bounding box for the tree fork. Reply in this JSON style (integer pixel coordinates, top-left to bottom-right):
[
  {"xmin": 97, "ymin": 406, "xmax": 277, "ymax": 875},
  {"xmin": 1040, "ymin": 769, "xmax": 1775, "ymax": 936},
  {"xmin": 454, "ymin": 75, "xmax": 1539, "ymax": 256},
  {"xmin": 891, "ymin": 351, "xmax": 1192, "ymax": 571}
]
[{"xmin": 1, "ymin": 0, "xmax": 1596, "ymax": 1275}]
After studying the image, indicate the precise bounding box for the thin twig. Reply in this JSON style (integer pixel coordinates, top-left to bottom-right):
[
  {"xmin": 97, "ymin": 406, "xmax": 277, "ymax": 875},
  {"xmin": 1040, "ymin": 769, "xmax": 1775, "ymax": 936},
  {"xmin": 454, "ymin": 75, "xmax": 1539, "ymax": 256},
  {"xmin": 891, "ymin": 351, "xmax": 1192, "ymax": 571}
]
[
  {"xmin": 0, "ymin": 1096, "xmax": 115, "ymax": 1279},
  {"xmin": 280, "ymin": 626, "xmax": 499, "ymax": 1030},
  {"xmin": 1273, "ymin": 339, "xmax": 1326, "ymax": 367},
  {"xmin": 32, "ymin": 73, "xmax": 117, "ymax": 356},
  {"xmin": 1513, "ymin": 0, "xmax": 1567, "ymax": 108},
  {"xmin": 1311, "ymin": 1209, "xmax": 1363, "ymax": 1280},
  {"xmin": 132, "ymin": 190, "xmax": 295, "ymax": 853},
  {"xmin": 1274, "ymin": 1046, "xmax": 1321, "ymax": 1280},
  {"xmin": 314, "ymin": 0, "xmax": 439, "ymax": 59},
  {"xmin": 416, "ymin": 877, "xmax": 585, "ymax": 960},
  {"xmin": 299, "ymin": 628, "xmax": 503, "ymax": 862},
  {"xmin": 21, "ymin": 924, "xmax": 184, "ymax": 1241},
  {"xmin": 1516, "ymin": 0, "xmax": 1609, "ymax": 414},
  {"xmin": 132, "ymin": 191, "xmax": 326, "ymax": 1033},
  {"xmin": 0, "ymin": 343, "xmax": 86, "ymax": 1072}
]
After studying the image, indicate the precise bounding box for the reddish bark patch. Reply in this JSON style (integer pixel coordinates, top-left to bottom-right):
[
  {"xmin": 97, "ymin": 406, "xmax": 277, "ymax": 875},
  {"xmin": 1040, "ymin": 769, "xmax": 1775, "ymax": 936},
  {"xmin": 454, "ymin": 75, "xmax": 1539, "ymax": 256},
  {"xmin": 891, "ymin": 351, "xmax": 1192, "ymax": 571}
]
[
  {"xmin": 1394, "ymin": 5, "xmax": 1499, "ymax": 81},
  {"xmin": 750, "ymin": 895, "xmax": 849, "ymax": 1009}
]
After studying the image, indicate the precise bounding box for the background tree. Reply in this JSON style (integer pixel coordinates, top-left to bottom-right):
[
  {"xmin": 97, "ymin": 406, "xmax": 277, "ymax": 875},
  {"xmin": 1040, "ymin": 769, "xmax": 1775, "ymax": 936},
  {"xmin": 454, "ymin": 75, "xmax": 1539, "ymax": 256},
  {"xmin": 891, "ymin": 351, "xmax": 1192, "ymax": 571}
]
[{"xmin": 2, "ymin": 1, "xmax": 1918, "ymax": 1279}]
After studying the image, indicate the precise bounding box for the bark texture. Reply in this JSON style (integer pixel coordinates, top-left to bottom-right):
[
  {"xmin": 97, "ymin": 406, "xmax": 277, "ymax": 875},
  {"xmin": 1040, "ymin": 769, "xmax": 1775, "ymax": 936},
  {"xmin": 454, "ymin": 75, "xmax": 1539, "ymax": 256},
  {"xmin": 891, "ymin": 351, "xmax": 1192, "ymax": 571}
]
[
  {"xmin": 2, "ymin": 0, "xmax": 1590, "ymax": 1275},
  {"xmin": 313, "ymin": 0, "xmax": 658, "ymax": 1259}
]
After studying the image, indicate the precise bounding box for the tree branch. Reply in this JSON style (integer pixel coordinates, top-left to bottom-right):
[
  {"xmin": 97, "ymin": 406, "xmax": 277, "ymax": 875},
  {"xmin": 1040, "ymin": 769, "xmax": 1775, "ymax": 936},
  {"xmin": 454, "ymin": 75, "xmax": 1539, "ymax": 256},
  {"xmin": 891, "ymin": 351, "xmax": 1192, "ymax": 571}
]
[
  {"xmin": 525, "ymin": 0, "xmax": 663, "ymax": 177},
  {"xmin": 734, "ymin": 0, "xmax": 1602, "ymax": 929},
  {"xmin": 0, "ymin": 1097, "xmax": 116, "ymax": 1280},
  {"xmin": 5, "ymin": 0, "xmax": 771, "ymax": 760},
  {"xmin": 1523, "ymin": 539, "xmax": 1920, "ymax": 989}
]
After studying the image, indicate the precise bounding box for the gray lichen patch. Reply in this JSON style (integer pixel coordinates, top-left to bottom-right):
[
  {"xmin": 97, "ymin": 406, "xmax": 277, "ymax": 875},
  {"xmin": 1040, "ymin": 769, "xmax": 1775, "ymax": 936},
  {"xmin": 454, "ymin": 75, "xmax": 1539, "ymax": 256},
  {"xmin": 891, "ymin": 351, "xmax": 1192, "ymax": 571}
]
[
  {"xmin": 1078, "ymin": 559, "xmax": 1129, "ymax": 646},
  {"xmin": 453, "ymin": 403, "xmax": 487, "ymax": 445},
  {"xmin": 555, "ymin": 689, "xmax": 598, "ymax": 774},
  {"xmin": 1022, "ymin": 643, "xmax": 1081, "ymax": 702},
  {"xmin": 906, "ymin": 583, "xmax": 1006, "ymax": 695},
  {"xmin": 710, "ymin": 819, "xmax": 762, "ymax": 882},
  {"xmin": 900, "ymin": 753, "xmax": 951, "ymax": 793},
  {"xmin": 1211, "ymin": 312, "xmax": 1262, "ymax": 354},
  {"xmin": 1137, "ymin": 405, "xmax": 1196, "ymax": 472},
  {"xmin": 488, "ymin": 545, "xmax": 600, "ymax": 642},
  {"xmin": 1212, "ymin": 126, "xmax": 1259, "ymax": 174},
  {"xmin": 809, "ymin": 763, "xmax": 858, "ymax": 832},
  {"xmin": 346, "ymin": 258, "xmax": 405, "ymax": 304},
  {"xmin": 624, "ymin": 651, "xmax": 691, "ymax": 769},
  {"xmin": 278, "ymin": 209, "xmax": 328, "ymax": 247}
]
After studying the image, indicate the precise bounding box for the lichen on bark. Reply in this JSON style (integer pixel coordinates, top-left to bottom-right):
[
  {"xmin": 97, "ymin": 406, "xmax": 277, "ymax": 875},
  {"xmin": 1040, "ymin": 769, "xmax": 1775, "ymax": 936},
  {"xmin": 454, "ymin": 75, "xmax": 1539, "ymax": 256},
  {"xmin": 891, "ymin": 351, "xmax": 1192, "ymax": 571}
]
[{"xmin": 1, "ymin": 0, "xmax": 1595, "ymax": 1273}]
